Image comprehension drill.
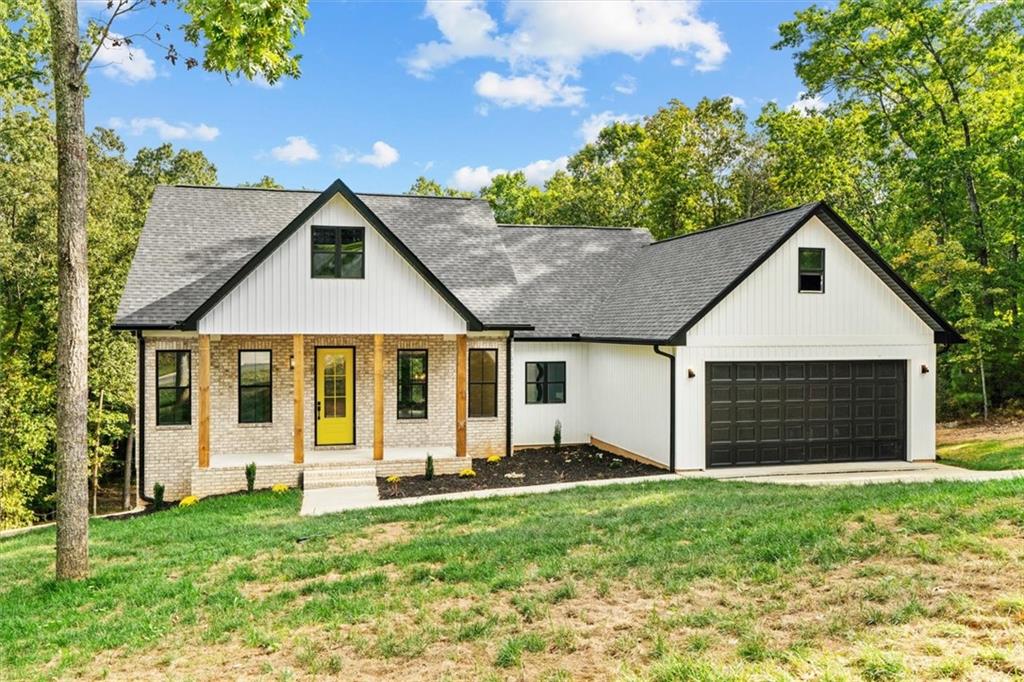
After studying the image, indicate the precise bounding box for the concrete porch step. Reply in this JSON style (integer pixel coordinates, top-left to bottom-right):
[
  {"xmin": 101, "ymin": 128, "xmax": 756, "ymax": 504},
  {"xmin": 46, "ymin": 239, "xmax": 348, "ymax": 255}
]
[{"xmin": 303, "ymin": 466, "xmax": 378, "ymax": 490}]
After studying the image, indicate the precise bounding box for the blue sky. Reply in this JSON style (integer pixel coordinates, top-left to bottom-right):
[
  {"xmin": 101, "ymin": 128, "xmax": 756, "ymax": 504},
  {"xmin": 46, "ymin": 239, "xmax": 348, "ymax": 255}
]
[{"xmin": 84, "ymin": 1, "xmax": 822, "ymax": 194}]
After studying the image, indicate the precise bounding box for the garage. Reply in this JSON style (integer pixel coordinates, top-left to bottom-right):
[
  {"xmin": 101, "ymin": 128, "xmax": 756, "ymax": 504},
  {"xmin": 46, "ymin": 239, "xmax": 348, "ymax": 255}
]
[{"xmin": 706, "ymin": 360, "xmax": 906, "ymax": 468}]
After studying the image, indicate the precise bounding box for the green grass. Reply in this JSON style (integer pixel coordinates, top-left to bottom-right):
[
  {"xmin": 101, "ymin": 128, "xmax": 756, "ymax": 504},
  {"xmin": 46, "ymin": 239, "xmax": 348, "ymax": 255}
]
[
  {"xmin": 2, "ymin": 477, "xmax": 1023, "ymax": 680},
  {"xmin": 936, "ymin": 438, "xmax": 1024, "ymax": 470}
]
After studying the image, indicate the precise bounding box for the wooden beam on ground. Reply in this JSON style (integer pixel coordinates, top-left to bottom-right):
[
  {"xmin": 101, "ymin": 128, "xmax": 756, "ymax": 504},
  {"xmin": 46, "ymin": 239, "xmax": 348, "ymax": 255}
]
[
  {"xmin": 456, "ymin": 334, "xmax": 467, "ymax": 457},
  {"xmin": 197, "ymin": 335, "xmax": 210, "ymax": 468},
  {"xmin": 374, "ymin": 334, "xmax": 384, "ymax": 460},
  {"xmin": 293, "ymin": 335, "xmax": 304, "ymax": 464}
]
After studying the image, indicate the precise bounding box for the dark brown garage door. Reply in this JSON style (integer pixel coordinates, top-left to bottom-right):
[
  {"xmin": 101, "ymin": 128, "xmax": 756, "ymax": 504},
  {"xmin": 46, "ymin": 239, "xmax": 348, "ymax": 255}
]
[{"xmin": 706, "ymin": 360, "xmax": 906, "ymax": 468}]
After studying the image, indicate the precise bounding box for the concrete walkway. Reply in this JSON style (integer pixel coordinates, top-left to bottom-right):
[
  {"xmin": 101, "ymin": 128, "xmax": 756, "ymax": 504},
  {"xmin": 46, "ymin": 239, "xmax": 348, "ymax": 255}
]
[
  {"xmin": 299, "ymin": 474, "xmax": 680, "ymax": 516},
  {"xmin": 298, "ymin": 462, "xmax": 1024, "ymax": 516},
  {"xmin": 678, "ymin": 460, "xmax": 1024, "ymax": 485}
]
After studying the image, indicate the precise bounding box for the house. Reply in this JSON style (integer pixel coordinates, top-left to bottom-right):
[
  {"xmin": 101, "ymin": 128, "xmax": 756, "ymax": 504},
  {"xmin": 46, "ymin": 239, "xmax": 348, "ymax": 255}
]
[{"xmin": 114, "ymin": 179, "xmax": 963, "ymax": 499}]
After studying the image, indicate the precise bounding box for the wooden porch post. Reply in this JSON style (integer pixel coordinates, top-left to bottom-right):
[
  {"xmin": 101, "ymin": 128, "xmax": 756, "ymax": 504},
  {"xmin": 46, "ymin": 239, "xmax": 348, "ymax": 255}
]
[
  {"xmin": 374, "ymin": 334, "xmax": 384, "ymax": 460},
  {"xmin": 197, "ymin": 334, "xmax": 210, "ymax": 468},
  {"xmin": 456, "ymin": 334, "xmax": 467, "ymax": 457},
  {"xmin": 292, "ymin": 334, "xmax": 304, "ymax": 464}
]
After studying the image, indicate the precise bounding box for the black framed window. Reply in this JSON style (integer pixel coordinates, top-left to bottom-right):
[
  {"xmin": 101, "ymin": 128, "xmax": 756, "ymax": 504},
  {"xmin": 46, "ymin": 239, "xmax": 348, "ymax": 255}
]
[
  {"xmin": 798, "ymin": 247, "xmax": 825, "ymax": 293},
  {"xmin": 525, "ymin": 361, "xmax": 565, "ymax": 404},
  {"xmin": 156, "ymin": 350, "xmax": 191, "ymax": 425},
  {"xmin": 239, "ymin": 350, "xmax": 272, "ymax": 423},
  {"xmin": 311, "ymin": 225, "xmax": 365, "ymax": 279},
  {"xmin": 397, "ymin": 350, "xmax": 428, "ymax": 419},
  {"xmin": 469, "ymin": 349, "xmax": 498, "ymax": 418}
]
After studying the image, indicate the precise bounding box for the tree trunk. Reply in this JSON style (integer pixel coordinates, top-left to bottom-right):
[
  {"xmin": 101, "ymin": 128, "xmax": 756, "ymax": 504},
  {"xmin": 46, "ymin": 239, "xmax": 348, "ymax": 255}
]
[
  {"xmin": 48, "ymin": 0, "xmax": 90, "ymax": 580},
  {"xmin": 123, "ymin": 406, "xmax": 135, "ymax": 511},
  {"xmin": 979, "ymin": 354, "xmax": 989, "ymax": 422}
]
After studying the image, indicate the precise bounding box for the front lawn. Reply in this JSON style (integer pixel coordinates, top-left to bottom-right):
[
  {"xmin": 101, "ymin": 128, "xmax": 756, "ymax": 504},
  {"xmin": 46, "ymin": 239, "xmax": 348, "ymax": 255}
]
[
  {"xmin": 937, "ymin": 438, "xmax": 1024, "ymax": 471},
  {"xmin": 2, "ymin": 478, "xmax": 1023, "ymax": 679}
]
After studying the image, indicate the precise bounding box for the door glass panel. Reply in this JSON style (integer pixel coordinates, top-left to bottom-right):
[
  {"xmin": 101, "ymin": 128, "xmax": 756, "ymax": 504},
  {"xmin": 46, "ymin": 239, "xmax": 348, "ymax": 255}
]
[{"xmin": 322, "ymin": 354, "xmax": 347, "ymax": 418}]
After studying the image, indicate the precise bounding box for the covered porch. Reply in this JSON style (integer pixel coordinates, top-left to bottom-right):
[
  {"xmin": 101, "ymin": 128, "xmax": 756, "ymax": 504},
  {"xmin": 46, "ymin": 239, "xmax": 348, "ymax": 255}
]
[{"xmin": 209, "ymin": 446, "xmax": 456, "ymax": 469}]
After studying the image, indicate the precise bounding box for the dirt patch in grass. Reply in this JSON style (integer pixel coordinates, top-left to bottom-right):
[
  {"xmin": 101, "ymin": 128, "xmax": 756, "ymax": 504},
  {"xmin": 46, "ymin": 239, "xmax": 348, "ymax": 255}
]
[
  {"xmin": 937, "ymin": 418, "xmax": 1024, "ymax": 445},
  {"xmin": 377, "ymin": 445, "xmax": 663, "ymax": 499}
]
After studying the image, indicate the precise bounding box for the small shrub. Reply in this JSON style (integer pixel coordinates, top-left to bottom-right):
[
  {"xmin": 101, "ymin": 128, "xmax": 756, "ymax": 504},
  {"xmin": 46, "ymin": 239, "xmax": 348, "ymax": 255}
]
[
  {"xmin": 553, "ymin": 420, "xmax": 562, "ymax": 450},
  {"xmin": 487, "ymin": 454, "xmax": 503, "ymax": 464},
  {"xmin": 458, "ymin": 468, "xmax": 476, "ymax": 478},
  {"xmin": 386, "ymin": 475, "xmax": 401, "ymax": 494},
  {"xmin": 245, "ymin": 462, "xmax": 257, "ymax": 493},
  {"xmin": 152, "ymin": 482, "xmax": 165, "ymax": 510},
  {"xmin": 425, "ymin": 454, "xmax": 434, "ymax": 480},
  {"xmin": 609, "ymin": 458, "xmax": 623, "ymax": 469},
  {"xmin": 271, "ymin": 483, "xmax": 289, "ymax": 494},
  {"xmin": 179, "ymin": 495, "xmax": 199, "ymax": 507}
]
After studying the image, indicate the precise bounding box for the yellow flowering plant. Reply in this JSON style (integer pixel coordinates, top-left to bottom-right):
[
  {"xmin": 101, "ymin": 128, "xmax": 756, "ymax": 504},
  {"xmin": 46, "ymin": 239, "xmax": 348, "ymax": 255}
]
[
  {"xmin": 179, "ymin": 496, "xmax": 199, "ymax": 507},
  {"xmin": 486, "ymin": 454, "xmax": 503, "ymax": 464},
  {"xmin": 271, "ymin": 483, "xmax": 289, "ymax": 494},
  {"xmin": 459, "ymin": 468, "xmax": 477, "ymax": 478},
  {"xmin": 386, "ymin": 475, "xmax": 401, "ymax": 484}
]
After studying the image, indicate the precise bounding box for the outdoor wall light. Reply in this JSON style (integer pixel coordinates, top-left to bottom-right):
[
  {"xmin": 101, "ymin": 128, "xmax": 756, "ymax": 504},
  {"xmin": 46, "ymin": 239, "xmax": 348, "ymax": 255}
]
[
  {"xmin": 289, "ymin": 355, "xmax": 296, "ymax": 370},
  {"xmin": 687, "ymin": 368, "xmax": 696, "ymax": 378},
  {"xmin": 921, "ymin": 364, "xmax": 929, "ymax": 374}
]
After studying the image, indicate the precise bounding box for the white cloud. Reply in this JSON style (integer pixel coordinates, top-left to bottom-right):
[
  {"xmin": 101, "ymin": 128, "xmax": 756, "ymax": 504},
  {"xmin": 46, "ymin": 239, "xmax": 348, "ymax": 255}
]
[
  {"xmin": 250, "ymin": 74, "xmax": 283, "ymax": 89},
  {"xmin": 408, "ymin": 0, "xmax": 728, "ymax": 109},
  {"xmin": 474, "ymin": 71, "xmax": 584, "ymax": 109},
  {"xmin": 726, "ymin": 94, "xmax": 745, "ymax": 109},
  {"xmin": 93, "ymin": 33, "xmax": 156, "ymax": 83},
  {"xmin": 271, "ymin": 136, "xmax": 319, "ymax": 164},
  {"xmin": 613, "ymin": 75, "xmax": 637, "ymax": 95},
  {"xmin": 451, "ymin": 165, "xmax": 504, "ymax": 192},
  {"xmin": 670, "ymin": 56, "xmax": 687, "ymax": 67},
  {"xmin": 520, "ymin": 156, "xmax": 569, "ymax": 185},
  {"xmin": 108, "ymin": 116, "xmax": 220, "ymax": 141},
  {"xmin": 789, "ymin": 91, "xmax": 827, "ymax": 115},
  {"xmin": 358, "ymin": 141, "xmax": 400, "ymax": 168},
  {"xmin": 578, "ymin": 111, "xmax": 643, "ymax": 144},
  {"xmin": 449, "ymin": 155, "xmax": 570, "ymax": 192}
]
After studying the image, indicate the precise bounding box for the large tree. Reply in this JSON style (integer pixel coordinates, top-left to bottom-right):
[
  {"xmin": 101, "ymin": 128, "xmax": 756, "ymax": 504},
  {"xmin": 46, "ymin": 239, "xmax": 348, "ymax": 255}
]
[{"xmin": 44, "ymin": 0, "xmax": 308, "ymax": 579}]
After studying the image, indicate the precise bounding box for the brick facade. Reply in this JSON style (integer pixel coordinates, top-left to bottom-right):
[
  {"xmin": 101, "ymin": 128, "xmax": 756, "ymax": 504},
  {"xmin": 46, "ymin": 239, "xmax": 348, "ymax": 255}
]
[{"xmin": 142, "ymin": 333, "xmax": 506, "ymax": 499}]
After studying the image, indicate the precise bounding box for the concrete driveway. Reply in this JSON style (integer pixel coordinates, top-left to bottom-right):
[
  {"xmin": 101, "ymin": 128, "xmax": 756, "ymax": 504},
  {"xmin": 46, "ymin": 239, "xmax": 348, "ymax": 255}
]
[{"xmin": 679, "ymin": 460, "xmax": 1024, "ymax": 485}]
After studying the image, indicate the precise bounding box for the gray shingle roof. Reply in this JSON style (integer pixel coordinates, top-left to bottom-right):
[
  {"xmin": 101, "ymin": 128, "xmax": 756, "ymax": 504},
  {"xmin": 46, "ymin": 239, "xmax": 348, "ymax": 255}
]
[
  {"xmin": 116, "ymin": 185, "xmax": 959, "ymax": 343},
  {"xmin": 583, "ymin": 204, "xmax": 819, "ymax": 341},
  {"xmin": 498, "ymin": 225, "xmax": 651, "ymax": 337}
]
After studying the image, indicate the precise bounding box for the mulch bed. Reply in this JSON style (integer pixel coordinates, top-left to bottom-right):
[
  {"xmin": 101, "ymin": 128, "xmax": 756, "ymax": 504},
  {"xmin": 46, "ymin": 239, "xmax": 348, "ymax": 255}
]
[{"xmin": 376, "ymin": 444, "xmax": 664, "ymax": 499}]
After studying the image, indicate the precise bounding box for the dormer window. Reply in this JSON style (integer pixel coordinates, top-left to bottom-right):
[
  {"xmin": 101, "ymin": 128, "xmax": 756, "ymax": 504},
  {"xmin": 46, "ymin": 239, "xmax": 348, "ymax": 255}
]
[
  {"xmin": 798, "ymin": 247, "xmax": 824, "ymax": 293},
  {"xmin": 312, "ymin": 226, "xmax": 364, "ymax": 279}
]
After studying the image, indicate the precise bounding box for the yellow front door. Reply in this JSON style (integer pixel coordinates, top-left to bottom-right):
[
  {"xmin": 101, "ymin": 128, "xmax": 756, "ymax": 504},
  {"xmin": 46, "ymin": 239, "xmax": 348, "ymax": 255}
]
[{"xmin": 316, "ymin": 347, "xmax": 355, "ymax": 445}]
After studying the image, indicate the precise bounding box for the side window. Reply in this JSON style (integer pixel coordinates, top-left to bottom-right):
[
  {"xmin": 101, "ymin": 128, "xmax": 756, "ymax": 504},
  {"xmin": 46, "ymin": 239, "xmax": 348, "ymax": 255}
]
[
  {"xmin": 311, "ymin": 226, "xmax": 365, "ymax": 279},
  {"xmin": 156, "ymin": 350, "xmax": 191, "ymax": 425},
  {"xmin": 798, "ymin": 247, "xmax": 824, "ymax": 293},
  {"xmin": 397, "ymin": 350, "xmax": 428, "ymax": 419},
  {"xmin": 239, "ymin": 350, "xmax": 272, "ymax": 423},
  {"xmin": 525, "ymin": 361, "xmax": 566, "ymax": 404},
  {"xmin": 468, "ymin": 349, "xmax": 498, "ymax": 417}
]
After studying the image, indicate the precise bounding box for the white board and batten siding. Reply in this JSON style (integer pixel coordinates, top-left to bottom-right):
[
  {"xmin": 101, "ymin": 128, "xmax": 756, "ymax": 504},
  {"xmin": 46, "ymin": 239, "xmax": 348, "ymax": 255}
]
[
  {"xmin": 676, "ymin": 215, "xmax": 937, "ymax": 470},
  {"xmin": 511, "ymin": 342, "xmax": 590, "ymax": 447},
  {"xmin": 511, "ymin": 342, "xmax": 672, "ymax": 468},
  {"xmin": 198, "ymin": 195, "xmax": 467, "ymax": 335},
  {"xmin": 587, "ymin": 343, "xmax": 671, "ymax": 467}
]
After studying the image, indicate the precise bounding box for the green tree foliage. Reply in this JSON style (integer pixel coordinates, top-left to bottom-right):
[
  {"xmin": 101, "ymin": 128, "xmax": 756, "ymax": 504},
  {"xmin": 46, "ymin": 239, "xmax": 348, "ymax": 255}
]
[
  {"xmin": 238, "ymin": 175, "xmax": 283, "ymax": 189},
  {"xmin": 406, "ymin": 176, "xmax": 473, "ymax": 198}
]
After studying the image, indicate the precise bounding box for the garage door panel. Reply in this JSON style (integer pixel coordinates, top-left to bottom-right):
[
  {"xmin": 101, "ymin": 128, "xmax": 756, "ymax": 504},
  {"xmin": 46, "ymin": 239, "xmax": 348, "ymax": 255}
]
[{"xmin": 706, "ymin": 360, "xmax": 906, "ymax": 468}]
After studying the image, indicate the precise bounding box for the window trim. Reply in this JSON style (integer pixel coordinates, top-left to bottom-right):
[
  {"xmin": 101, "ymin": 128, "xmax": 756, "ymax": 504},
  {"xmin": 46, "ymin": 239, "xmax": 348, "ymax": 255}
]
[
  {"xmin": 311, "ymin": 224, "xmax": 366, "ymax": 279},
  {"xmin": 468, "ymin": 348, "xmax": 499, "ymax": 418},
  {"xmin": 397, "ymin": 349, "xmax": 428, "ymax": 420},
  {"xmin": 525, "ymin": 361, "xmax": 566, "ymax": 405},
  {"xmin": 238, "ymin": 349, "xmax": 273, "ymax": 424},
  {"xmin": 155, "ymin": 350, "xmax": 192, "ymax": 426},
  {"xmin": 798, "ymin": 247, "xmax": 825, "ymax": 293}
]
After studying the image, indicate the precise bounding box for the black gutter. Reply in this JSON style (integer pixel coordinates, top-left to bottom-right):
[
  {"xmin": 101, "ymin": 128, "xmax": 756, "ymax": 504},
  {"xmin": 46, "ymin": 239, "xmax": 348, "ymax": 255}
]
[
  {"xmin": 137, "ymin": 331, "xmax": 151, "ymax": 501},
  {"xmin": 652, "ymin": 345, "xmax": 676, "ymax": 472},
  {"xmin": 505, "ymin": 331, "xmax": 514, "ymax": 457}
]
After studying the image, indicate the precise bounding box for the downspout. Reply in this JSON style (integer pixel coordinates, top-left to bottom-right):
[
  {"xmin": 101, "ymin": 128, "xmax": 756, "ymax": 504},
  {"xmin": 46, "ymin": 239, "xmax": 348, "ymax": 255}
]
[
  {"xmin": 137, "ymin": 331, "xmax": 151, "ymax": 501},
  {"xmin": 652, "ymin": 345, "xmax": 676, "ymax": 472},
  {"xmin": 505, "ymin": 330, "xmax": 513, "ymax": 457}
]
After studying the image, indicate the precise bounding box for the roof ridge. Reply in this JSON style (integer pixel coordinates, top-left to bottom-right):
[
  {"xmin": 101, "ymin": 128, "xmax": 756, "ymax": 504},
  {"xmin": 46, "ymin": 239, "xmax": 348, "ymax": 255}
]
[
  {"xmin": 166, "ymin": 184, "xmax": 483, "ymax": 201},
  {"xmin": 498, "ymin": 222, "xmax": 644, "ymax": 231},
  {"xmin": 646, "ymin": 202, "xmax": 821, "ymax": 247}
]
